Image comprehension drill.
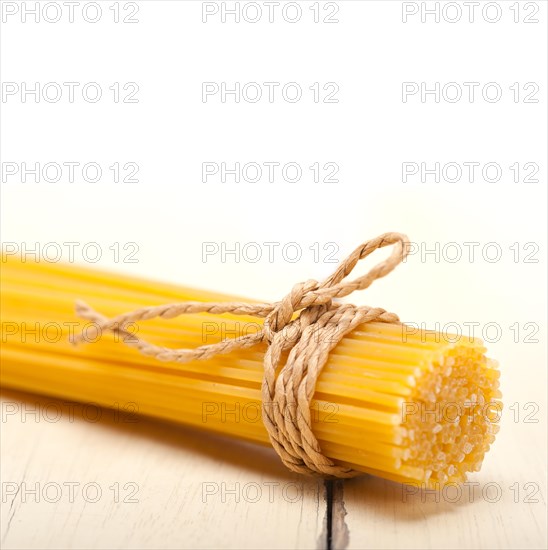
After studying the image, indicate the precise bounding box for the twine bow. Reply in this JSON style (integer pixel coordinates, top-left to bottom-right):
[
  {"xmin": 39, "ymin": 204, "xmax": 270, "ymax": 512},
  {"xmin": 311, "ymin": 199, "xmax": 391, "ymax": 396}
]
[{"xmin": 73, "ymin": 232, "xmax": 410, "ymax": 478}]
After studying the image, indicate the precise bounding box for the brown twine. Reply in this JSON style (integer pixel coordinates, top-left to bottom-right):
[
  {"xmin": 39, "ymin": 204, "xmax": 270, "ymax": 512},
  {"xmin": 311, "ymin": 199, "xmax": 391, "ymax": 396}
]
[{"xmin": 72, "ymin": 232, "xmax": 410, "ymax": 478}]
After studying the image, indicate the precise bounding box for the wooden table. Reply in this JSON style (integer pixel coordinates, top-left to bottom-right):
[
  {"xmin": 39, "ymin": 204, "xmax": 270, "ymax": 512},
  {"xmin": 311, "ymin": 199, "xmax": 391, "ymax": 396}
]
[{"xmin": 1, "ymin": 354, "xmax": 546, "ymax": 550}]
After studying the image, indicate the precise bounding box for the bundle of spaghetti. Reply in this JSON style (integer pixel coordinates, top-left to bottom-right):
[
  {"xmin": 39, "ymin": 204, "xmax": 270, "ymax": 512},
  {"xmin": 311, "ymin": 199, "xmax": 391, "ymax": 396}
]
[{"xmin": 1, "ymin": 256, "xmax": 501, "ymax": 487}]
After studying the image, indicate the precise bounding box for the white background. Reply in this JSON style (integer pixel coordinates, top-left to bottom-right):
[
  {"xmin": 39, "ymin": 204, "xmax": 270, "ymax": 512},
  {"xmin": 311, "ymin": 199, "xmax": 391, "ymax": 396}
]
[{"xmin": 1, "ymin": 1, "xmax": 547, "ymax": 549}]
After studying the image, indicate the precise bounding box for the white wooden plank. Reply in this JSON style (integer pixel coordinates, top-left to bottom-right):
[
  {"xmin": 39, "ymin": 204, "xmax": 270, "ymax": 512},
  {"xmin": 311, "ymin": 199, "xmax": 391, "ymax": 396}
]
[
  {"xmin": 342, "ymin": 437, "xmax": 546, "ymax": 549},
  {"xmin": 0, "ymin": 390, "xmax": 325, "ymax": 550}
]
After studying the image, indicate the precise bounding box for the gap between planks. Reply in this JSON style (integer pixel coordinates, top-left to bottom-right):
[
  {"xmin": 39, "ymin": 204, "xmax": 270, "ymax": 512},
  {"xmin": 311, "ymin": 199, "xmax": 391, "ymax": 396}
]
[{"xmin": 322, "ymin": 480, "xmax": 350, "ymax": 550}]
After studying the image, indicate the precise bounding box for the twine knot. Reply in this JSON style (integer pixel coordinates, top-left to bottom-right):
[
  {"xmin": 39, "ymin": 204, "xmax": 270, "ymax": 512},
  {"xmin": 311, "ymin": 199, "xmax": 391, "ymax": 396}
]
[
  {"xmin": 73, "ymin": 232, "xmax": 410, "ymax": 478},
  {"xmin": 263, "ymin": 279, "xmax": 321, "ymax": 344}
]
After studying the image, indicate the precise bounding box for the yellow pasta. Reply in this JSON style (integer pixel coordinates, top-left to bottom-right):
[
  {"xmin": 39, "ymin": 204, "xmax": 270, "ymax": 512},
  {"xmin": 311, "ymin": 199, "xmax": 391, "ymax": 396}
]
[{"xmin": 1, "ymin": 256, "xmax": 501, "ymax": 487}]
